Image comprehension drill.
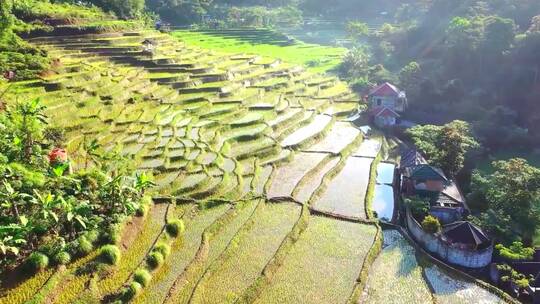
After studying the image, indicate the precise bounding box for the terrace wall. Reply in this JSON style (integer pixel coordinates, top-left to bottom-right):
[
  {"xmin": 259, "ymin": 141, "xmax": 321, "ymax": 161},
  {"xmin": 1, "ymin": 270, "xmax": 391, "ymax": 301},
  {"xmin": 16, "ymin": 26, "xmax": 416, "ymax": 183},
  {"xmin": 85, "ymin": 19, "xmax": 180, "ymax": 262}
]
[{"xmin": 405, "ymin": 209, "xmax": 493, "ymax": 268}]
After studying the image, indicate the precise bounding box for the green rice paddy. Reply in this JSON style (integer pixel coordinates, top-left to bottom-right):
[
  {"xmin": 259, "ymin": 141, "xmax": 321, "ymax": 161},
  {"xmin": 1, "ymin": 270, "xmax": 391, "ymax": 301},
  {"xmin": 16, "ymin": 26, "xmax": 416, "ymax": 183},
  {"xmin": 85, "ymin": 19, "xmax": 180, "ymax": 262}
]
[{"xmin": 172, "ymin": 30, "xmax": 346, "ymax": 74}]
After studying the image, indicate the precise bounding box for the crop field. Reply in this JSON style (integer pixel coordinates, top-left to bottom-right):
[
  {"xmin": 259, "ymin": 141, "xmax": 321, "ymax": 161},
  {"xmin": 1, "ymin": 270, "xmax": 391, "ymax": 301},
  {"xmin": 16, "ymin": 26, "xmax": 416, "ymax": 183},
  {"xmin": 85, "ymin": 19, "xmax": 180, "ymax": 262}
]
[
  {"xmin": 364, "ymin": 230, "xmax": 504, "ymax": 304},
  {"xmin": 363, "ymin": 230, "xmax": 433, "ymax": 304},
  {"xmin": 353, "ymin": 138, "xmax": 382, "ymax": 158},
  {"xmin": 312, "ymin": 156, "xmax": 373, "ymax": 219},
  {"xmin": 190, "ymin": 202, "xmax": 301, "ymax": 303},
  {"xmin": 0, "ymin": 26, "xmax": 504, "ymax": 304},
  {"xmin": 254, "ymin": 216, "xmax": 376, "ymax": 304},
  {"xmin": 171, "ymin": 29, "xmax": 346, "ymax": 73},
  {"xmin": 425, "ymin": 266, "xmax": 504, "ymax": 304},
  {"xmin": 267, "ymin": 152, "xmax": 327, "ymax": 198}
]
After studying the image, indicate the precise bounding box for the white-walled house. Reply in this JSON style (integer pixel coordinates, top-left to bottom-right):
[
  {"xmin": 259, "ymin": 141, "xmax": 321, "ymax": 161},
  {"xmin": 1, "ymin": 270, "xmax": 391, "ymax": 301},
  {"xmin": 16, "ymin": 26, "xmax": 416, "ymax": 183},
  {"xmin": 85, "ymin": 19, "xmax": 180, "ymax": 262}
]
[
  {"xmin": 371, "ymin": 106, "xmax": 400, "ymax": 128},
  {"xmin": 368, "ymin": 82, "xmax": 407, "ymax": 113}
]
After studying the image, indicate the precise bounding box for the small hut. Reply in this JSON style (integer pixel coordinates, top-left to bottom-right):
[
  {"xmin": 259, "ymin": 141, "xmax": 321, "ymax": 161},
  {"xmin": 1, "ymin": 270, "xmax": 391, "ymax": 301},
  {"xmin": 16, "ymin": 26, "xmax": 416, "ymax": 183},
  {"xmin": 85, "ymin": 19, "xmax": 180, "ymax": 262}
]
[{"xmin": 442, "ymin": 221, "xmax": 491, "ymax": 250}]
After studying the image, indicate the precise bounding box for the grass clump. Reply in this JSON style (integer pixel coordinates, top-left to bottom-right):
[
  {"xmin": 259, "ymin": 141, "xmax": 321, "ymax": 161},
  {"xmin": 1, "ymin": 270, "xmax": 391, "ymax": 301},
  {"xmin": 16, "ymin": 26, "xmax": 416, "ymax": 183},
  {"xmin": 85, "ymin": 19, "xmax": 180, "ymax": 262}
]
[
  {"xmin": 26, "ymin": 252, "xmax": 49, "ymax": 272},
  {"xmin": 75, "ymin": 236, "xmax": 94, "ymax": 256},
  {"xmin": 53, "ymin": 251, "xmax": 71, "ymax": 265},
  {"xmin": 166, "ymin": 219, "xmax": 185, "ymax": 237},
  {"xmin": 122, "ymin": 281, "xmax": 143, "ymax": 302},
  {"xmin": 146, "ymin": 251, "xmax": 164, "ymax": 269},
  {"xmin": 153, "ymin": 242, "xmax": 171, "ymax": 258},
  {"xmin": 99, "ymin": 245, "xmax": 121, "ymax": 265},
  {"xmin": 102, "ymin": 223, "xmax": 122, "ymax": 244},
  {"xmin": 133, "ymin": 268, "xmax": 152, "ymax": 287}
]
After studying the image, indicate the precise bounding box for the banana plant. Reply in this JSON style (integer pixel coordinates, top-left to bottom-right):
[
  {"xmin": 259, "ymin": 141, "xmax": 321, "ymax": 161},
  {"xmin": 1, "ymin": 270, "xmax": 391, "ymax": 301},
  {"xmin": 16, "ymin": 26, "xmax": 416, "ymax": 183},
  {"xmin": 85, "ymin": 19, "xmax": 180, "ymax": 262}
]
[
  {"xmin": 0, "ymin": 180, "xmax": 32, "ymax": 218},
  {"xmin": 64, "ymin": 198, "xmax": 92, "ymax": 237},
  {"xmin": 134, "ymin": 172, "xmax": 156, "ymax": 194},
  {"xmin": 12, "ymin": 98, "xmax": 47, "ymax": 161},
  {"xmin": 32, "ymin": 190, "xmax": 64, "ymax": 225},
  {"xmin": 0, "ymin": 222, "xmax": 28, "ymax": 257},
  {"xmin": 83, "ymin": 138, "xmax": 101, "ymax": 169}
]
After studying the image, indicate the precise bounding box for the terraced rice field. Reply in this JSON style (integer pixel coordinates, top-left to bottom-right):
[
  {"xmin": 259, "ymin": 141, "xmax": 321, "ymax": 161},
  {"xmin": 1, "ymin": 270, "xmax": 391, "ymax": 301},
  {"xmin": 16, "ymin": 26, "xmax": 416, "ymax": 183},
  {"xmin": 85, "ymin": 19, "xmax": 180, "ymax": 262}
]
[
  {"xmin": 172, "ymin": 29, "xmax": 346, "ymax": 73},
  {"xmin": 190, "ymin": 202, "xmax": 301, "ymax": 303},
  {"xmin": 267, "ymin": 152, "xmax": 328, "ymax": 198},
  {"xmin": 305, "ymin": 121, "xmax": 361, "ymax": 154},
  {"xmin": 353, "ymin": 138, "xmax": 382, "ymax": 158},
  {"xmin": 364, "ymin": 230, "xmax": 504, "ymax": 304},
  {"xmin": 363, "ymin": 230, "xmax": 433, "ymax": 304},
  {"xmin": 254, "ymin": 216, "xmax": 376, "ymax": 304},
  {"xmin": 1, "ymin": 27, "xmax": 504, "ymax": 304},
  {"xmin": 425, "ymin": 266, "xmax": 504, "ymax": 304},
  {"xmin": 135, "ymin": 204, "xmax": 232, "ymax": 303},
  {"xmin": 312, "ymin": 156, "xmax": 373, "ymax": 219}
]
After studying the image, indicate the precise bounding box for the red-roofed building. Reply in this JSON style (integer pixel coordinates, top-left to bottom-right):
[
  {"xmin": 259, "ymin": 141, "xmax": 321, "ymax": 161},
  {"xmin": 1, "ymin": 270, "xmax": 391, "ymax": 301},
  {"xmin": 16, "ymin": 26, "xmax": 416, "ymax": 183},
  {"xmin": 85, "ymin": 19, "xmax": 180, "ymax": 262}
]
[
  {"xmin": 370, "ymin": 106, "xmax": 400, "ymax": 127},
  {"xmin": 368, "ymin": 82, "xmax": 407, "ymax": 113}
]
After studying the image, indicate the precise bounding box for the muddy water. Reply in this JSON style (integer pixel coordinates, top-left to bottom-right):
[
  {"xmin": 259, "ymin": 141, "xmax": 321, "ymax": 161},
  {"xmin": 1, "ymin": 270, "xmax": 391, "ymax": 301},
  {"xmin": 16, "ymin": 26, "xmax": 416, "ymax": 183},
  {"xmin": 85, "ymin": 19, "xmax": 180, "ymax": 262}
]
[
  {"xmin": 305, "ymin": 121, "xmax": 360, "ymax": 154},
  {"xmin": 312, "ymin": 156, "xmax": 372, "ymax": 218},
  {"xmin": 281, "ymin": 115, "xmax": 332, "ymax": 147},
  {"xmin": 267, "ymin": 152, "xmax": 327, "ymax": 198}
]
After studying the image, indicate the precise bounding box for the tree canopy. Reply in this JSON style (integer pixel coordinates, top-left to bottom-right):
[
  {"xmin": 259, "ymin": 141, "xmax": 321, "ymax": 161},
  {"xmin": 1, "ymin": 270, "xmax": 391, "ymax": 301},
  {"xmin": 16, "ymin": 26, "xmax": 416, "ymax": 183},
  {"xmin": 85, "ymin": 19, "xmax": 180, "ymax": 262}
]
[
  {"xmin": 470, "ymin": 158, "xmax": 540, "ymax": 244},
  {"xmin": 406, "ymin": 120, "xmax": 479, "ymax": 177}
]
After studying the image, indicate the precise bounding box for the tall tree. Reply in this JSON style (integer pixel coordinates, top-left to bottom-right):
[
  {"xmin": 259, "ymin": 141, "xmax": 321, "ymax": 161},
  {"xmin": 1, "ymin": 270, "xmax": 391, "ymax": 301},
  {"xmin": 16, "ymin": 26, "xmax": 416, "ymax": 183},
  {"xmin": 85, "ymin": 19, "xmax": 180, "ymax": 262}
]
[
  {"xmin": 407, "ymin": 120, "xmax": 479, "ymax": 176},
  {"xmin": 471, "ymin": 159, "xmax": 540, "ymax": 244}
]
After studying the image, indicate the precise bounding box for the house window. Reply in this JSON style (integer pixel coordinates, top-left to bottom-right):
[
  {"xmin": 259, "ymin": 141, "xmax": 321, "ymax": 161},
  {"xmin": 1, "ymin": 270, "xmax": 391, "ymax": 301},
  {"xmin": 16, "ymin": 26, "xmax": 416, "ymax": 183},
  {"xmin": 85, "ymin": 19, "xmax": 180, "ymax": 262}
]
[{"xmin": 376, "ymin": 98, "xmax": 382, "ymax": 106}]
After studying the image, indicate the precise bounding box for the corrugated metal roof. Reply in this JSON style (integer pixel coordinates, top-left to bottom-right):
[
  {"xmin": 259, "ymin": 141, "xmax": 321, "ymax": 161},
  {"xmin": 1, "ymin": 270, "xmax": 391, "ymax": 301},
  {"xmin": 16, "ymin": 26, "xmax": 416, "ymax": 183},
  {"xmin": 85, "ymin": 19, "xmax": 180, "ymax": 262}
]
[{"xmin": 410, "ymin": 164, "xmax": 448, "ymax": 181}]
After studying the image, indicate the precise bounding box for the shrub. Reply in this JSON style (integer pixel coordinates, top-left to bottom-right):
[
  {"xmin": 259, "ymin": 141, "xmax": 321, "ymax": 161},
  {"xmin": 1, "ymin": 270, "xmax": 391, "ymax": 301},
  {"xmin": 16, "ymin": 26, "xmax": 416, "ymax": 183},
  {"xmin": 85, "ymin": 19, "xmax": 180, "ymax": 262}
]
[
  {"xmin": 405, "ymin": 196, "xmax": 430, "ymax": 220},
  {"xmin": 165, "ymin": 219, "xmax": 185, "ymax": 237},
  {"xmin": 76, "ymin": 237, "xmax": 94, "ymax": 256},
  {"xmin": 133, "ymin": 268, "xmax": 152, "ymax": 287},
  {"xmin": 53, "ymin": 251, "xmax": 71, "ymax": 265},
  {"xmin": 99, "ymin": 245, "xmax": 121, "ymax": 265},
  {"xmin": 84, "ymin": 230, "xmax": 100, "ymax": 244},
  {"xmin": 122, "ymin": 281, "xmax": 142, "ymax": 301},
  {"xmin": 153, "ymin": 242, "xmax": 170, "ymax": 258},
  {"xmin": 102, "ymin": 224, "xmax": 122, "ymax": 244},
  {"xmin": 146, "ymin": 251, "xmax": 164, "ymax": 270},
  {"xmin": 421, "ymin": 215, "xmax": 441, "ymax": 234},
  {"xmin": 496, "ymin": 241, "xmax": 535, "ymax": 261},
  {"xmin": 26, "ymin": 252, "xmax": 49, "ymax": 272},
  {"xmin": 497, "ymin": 264, "xmax": 532, "ymax": 288}
]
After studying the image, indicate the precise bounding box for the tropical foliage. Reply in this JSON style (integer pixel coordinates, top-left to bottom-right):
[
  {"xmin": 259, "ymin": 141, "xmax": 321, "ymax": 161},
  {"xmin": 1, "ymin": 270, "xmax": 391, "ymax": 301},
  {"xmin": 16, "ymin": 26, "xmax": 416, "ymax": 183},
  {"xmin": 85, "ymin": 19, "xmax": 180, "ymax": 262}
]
[
  {"xmin": 469, "ymin": 158, "xmax": 540, "ymax": 244},
  {"xmin": 495, "ymin": 241, "xmax": 535, "ymax": 261},
  {"xmin": 0, "ymin": 98, "xmax": 151, "ymax": 269},
  {"xmin": 406, "ymin": 120, "xmax": 479, "ymax": 176}
]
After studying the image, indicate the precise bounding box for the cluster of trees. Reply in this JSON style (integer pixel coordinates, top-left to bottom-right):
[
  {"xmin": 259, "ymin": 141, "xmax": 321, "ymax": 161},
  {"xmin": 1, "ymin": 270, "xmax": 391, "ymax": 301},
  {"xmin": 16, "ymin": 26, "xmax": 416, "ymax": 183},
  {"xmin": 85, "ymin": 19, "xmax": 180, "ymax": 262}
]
[
  {"xmin": 406, "ymin": 120, "xmax": 479, "ymax": 177},
  {"xmin": 345, "ymin": 0, "xmax": 540, "ymax": 149},
  {"xmin": 0, "ymin": 98, "xmax": 153, "ymax": 269},
  {"xmin": 0, "ymin": 0, "xmax": 50, "ymax": 80},
  {"xmin": 146, "ymin": 0, "xmax": 302, "ymax": 27},
  {"xmin": 468, "ymin": 158, "xmax": 540, "ymax": 245}
]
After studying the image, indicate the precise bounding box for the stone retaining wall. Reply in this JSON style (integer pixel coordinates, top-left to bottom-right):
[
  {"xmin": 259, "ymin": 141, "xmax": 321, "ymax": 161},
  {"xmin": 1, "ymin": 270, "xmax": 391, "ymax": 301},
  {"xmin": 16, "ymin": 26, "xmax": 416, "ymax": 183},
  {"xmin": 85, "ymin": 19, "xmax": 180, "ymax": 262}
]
[{"xmin": 405, "ymin": 208, "xmax": 493, "ymax": 268}]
